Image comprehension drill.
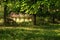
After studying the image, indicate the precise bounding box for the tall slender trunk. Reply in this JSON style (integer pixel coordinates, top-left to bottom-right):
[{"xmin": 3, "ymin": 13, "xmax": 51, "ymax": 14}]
[
  {"xmin": 4, "ymin": 5, "xmax": 7, "ymax": 25},
  {"xmin": 52, "ymin": 14, "xmax": 55, "ymax": 23},
  {"xmin": 4, "ymin": 3, "xmax": 7, "ymax": 25},
  {"xmin": 33, "ymin": 14, "xmax": 36, "ymax": 25}
]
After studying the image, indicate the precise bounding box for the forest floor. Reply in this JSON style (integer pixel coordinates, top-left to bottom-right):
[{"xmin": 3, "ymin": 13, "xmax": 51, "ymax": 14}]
[{"xmin": 0, "ymin": 25, "xmax": 60, "ymax": 40}]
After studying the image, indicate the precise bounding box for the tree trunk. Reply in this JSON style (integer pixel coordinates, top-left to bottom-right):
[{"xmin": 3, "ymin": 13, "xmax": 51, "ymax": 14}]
[
  {"xmin": 52, "ymin": 14, "xmax": 55, "ymax": 23},
  {"xmin": 33, "ymin": 14, "xmax": 36, "ymax": 25},
  {"xmin": 4, "ymin": 4, "xmax": 7, "ymax": 25}
]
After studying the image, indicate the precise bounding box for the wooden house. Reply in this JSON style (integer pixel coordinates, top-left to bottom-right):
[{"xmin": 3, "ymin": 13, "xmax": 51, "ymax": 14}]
[{"xmin": 8, "ymin": 12, "xmax": 33, "ymax": 23}]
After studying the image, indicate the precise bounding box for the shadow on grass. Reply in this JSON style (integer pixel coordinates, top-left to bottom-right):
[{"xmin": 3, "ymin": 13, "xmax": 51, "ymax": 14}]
[
  {"xmin": 0, "ymin": 22, "xmax": 60, "ymax": 30},
  {"xmin": 0, "ymin": 28, "xmax": 60, "ymax": 40},
  {"xmin": 34, "ymin": 24, "xmax": 60, "ymax": 30}
]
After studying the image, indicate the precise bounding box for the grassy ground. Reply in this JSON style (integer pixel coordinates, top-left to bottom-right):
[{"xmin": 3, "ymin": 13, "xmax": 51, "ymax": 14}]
[{"xmin": 0, "ymin": 25, "xmax": 60, "ymax": 40}]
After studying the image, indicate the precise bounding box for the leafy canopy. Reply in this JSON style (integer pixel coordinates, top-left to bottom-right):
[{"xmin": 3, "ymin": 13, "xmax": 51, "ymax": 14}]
[{"xmin": 0, "ymin": 0, "xmax": 60, "ymax": 14}]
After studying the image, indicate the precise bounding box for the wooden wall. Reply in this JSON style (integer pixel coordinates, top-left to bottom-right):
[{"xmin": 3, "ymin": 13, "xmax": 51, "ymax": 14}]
[{"xmin": 8, "ymin": 12, "xmax": 33, "ymax": 23}]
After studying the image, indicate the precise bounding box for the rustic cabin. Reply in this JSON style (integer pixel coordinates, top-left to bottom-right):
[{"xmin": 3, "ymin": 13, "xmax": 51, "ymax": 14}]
[{"xmin": 7, "ymin": 12, "xmax": 33, "ymax": 25}]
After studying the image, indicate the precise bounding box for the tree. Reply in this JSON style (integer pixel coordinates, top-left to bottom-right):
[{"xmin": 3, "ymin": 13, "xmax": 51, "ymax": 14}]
[
  {"xmin": 1, "ymin": 0, "xmax": 60, "ymax": 25},
  {"xmin": 47, "ymin": 0, "xmax": 60, "ymax": 23},
  {"xmin": 2, "ymin": 0, "xmax": 8, "ymax": 25}
]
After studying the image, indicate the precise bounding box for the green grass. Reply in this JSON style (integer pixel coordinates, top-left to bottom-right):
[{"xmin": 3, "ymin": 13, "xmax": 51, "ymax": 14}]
[{"xmin": 0, "ymin": 26, "xmax": 60, "ymax": 40}]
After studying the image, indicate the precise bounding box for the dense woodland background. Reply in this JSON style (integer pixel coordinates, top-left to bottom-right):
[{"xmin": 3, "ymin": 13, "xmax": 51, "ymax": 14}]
[
  {"xmin": 0, "ymin": 0, "xmax": 60, "ymax": 40},
  {"xmin": 0, "ymin": 0, "xmax": 60, "ymax": 26}
]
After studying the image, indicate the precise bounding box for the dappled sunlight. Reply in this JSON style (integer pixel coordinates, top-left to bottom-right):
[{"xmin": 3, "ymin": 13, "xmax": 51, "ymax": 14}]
[
  {"xmin": 0, "ymin": 19, "xmax": 4, "ymax": 23},
  {"xmin": 51, "ymin": 29, "xmax": 60, "ymax": 36},
  {"xmin": 12, "ymin": 18, "xmax": 32, "ymax": 23},
  {"xmin": 25, "ymin": 19, "xmax": 29, "ymax": 22},
  {"xmin": 9, "ymin": 13, "xmax": 32, "ymax": 24},
  {"xmin": 54, "ymin": 30, "xmax": 60, "ymax": 33},
  {"xmin": 0, "ymin": 27, "xmax": 44, "ymax": 31},
  {"xmin": 0, "ymin": 26, "xmax": 60, "ymax": 40},
  {"xmin": 0, "ymin": 0, "xmax": 60, "ymax": 40},
  {"xmin": 12, "ymin": 18, "xmax": 16, "ymax": 21},
  {"xmin": 16, "ymin": 18, "xmax": 20, "ymax": 22},
  {"xmin": 25, "ymin": 19, "xmax": 32, "ymax": 22},
  {"xmin": 7, "ymin": 3, "xmax": 12, "ymax": 7},
  {"xmin": 57, "ymin": 33, "xmax": 60, "ymax": 36},
  {"xmin": 19, "ymin": 18, "xmax": 24, "ymax": 22}
]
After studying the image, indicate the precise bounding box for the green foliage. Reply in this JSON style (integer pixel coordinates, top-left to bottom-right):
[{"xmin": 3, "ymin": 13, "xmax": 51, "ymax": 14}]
[
  {"xmin": 1, "ymin": 0, "xmax": 60, "ymax": 14},
  {"xmin": 0, "ymin": 0, "xmax": 60, "ymax": 24},
  {"xmin": 0, "ymin": 27, "xmax": 60, "ymax": 40}
]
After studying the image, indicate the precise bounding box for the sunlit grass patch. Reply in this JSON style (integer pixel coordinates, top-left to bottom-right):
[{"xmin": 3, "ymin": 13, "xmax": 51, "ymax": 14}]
[{"xmin": 0, "ymin": 26, "xmax": 60, "ymax": 40}]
